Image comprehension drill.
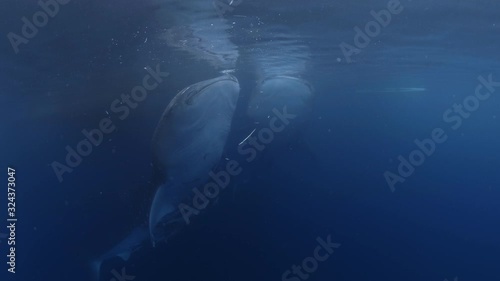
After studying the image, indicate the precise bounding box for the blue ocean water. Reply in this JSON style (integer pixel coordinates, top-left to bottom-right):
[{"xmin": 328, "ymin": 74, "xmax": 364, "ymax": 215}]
[{"xmin": 1, "ymin": 0, "xmax": 500, "ymax": 281}]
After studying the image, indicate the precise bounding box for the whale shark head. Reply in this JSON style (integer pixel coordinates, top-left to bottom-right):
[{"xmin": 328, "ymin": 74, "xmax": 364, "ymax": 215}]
[
  {"xmin": 90, "ymin": 75, "xmax": 239, "ymax": 280},
  {"xmin": 152, "ymin": 74, "xmax": 240, "ymax": 183}
]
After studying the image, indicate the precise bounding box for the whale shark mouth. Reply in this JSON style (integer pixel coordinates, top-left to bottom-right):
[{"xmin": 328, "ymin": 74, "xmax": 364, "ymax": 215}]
[
  {"xmin": 184, "ymin": 75, "xmax": 239, "ymax": 104},
  {"xmin": 201, "ymin": 75, "xmax": 238, "ymax": 90}
]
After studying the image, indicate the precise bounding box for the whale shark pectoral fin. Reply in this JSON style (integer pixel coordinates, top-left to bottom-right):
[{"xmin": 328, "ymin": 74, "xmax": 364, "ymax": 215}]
[{"xmin": 148, "ymin": 182, "xmax": 183, "ymax": 246}]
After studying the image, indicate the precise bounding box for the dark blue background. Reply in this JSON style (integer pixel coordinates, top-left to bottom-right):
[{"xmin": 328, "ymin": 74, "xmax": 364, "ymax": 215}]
[{"xmin": 1, "ymin": 0, "xmax": 500, "ymax": 281}]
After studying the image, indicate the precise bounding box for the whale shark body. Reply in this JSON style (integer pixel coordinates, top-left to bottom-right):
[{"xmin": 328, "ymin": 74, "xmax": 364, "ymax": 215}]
[
  {"xmin": 91, "ymin": 75, "xmax": 240, "ymax": 279},
  {"xmin": 91, "ymin": 1, "xmax": 314, "ymax": 278},
  {"xmin": 149, "ymin": 74, "xmax": 240, "ymax": 244}
]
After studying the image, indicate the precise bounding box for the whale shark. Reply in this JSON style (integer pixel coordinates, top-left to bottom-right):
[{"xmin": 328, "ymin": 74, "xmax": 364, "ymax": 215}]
[
  {"xmin": 91, "ymin": 1, "xmax": 314, "ymax": 278},
  {"xmin": 149, "ymin": 74, "xmax": 240, "ymax": 245},
  {"xmin": 91, "ymin": 75, "xmax": 240, "ymax": 280}
]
